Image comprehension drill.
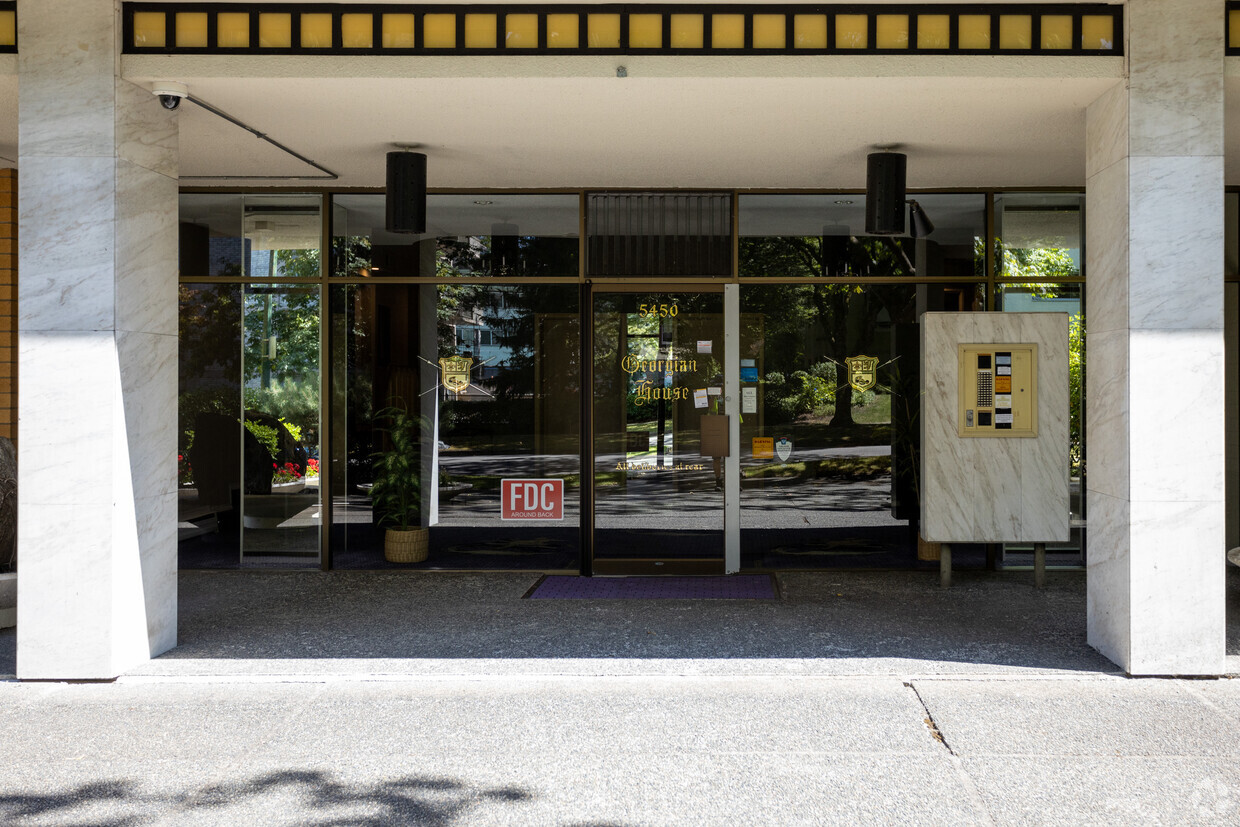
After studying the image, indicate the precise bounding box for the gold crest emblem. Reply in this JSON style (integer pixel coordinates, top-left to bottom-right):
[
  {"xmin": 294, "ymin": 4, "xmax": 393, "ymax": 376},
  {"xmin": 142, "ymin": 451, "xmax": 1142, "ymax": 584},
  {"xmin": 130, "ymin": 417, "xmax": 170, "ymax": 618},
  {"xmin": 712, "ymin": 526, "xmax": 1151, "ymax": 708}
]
[
  {"xmin": 439, "ymin": 356, "xmax": 474, "ymax": 393},
  {"xmin": 845, "ymin": 355, "xmax": 879, "ymax": 393}
]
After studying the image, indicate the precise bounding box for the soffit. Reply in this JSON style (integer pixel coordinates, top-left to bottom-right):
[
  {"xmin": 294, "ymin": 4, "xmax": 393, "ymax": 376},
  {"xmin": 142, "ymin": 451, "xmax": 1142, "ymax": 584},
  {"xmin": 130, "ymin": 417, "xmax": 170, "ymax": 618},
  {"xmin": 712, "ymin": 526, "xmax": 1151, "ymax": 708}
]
[
  {"xmin": 5, "ymin": 52, "xmax": 1126, "ymax": 187},
  {"xmin": 143, "ymin": 70, "xmax": 1120, "ymax": 189}
]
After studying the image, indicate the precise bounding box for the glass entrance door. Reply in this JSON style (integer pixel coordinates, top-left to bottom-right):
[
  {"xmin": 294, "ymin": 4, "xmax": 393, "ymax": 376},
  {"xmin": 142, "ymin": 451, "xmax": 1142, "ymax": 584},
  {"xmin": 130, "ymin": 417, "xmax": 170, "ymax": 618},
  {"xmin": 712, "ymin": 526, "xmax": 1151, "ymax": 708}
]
[{"xmin": 590, "ymin": 289, "xmax": 727, "ymax": 574}]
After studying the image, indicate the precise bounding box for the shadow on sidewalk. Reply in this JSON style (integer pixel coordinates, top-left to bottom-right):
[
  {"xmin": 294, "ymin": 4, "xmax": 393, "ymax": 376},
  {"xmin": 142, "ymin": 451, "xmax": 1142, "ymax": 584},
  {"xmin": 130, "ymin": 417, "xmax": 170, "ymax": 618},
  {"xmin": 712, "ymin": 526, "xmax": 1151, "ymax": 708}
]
[{"xmin": 0, "ymin": 770, "xmax": 536, "ymax": 826}]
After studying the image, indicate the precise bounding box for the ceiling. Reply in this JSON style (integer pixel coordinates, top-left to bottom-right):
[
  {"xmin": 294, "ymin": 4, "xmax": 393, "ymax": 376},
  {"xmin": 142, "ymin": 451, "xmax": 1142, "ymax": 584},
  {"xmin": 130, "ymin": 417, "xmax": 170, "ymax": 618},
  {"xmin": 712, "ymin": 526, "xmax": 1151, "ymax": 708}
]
[
  {"xmin": 3, "ymin": 52, "xmax": 1240, "ymax": 188},
  {"xmin": 162, "ymin": 70, "xmax": 1121, "ymax": 189}
]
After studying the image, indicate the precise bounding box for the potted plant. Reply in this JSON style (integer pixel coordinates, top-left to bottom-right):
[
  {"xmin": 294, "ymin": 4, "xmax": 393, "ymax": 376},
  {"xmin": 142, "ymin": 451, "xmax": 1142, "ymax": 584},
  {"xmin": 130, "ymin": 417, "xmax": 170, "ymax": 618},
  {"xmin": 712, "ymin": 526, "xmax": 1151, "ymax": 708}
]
[{"xmin": 370, "ymin": 404, "xmax": 429, "ymax": 563}]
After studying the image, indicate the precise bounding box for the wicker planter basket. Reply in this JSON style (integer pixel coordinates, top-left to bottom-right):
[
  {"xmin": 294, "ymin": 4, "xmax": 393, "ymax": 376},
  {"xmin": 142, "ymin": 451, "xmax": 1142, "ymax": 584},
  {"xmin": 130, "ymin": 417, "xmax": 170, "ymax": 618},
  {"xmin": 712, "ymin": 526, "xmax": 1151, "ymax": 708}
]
[
  {"xmin": 916, "ymin": 534, "xmax": 941, "ymax": 562},
  {"xmin": 385, "ymin": 528, "xmax": 429, "ymax": 563}
]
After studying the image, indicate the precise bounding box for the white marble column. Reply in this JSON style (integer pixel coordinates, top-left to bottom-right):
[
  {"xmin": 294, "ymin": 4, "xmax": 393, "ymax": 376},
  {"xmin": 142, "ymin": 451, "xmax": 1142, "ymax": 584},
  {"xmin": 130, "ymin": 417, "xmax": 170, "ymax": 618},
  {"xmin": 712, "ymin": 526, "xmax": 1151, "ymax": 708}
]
[
  {"xmin": 1085, "ymin": 0, "xmax": 1225, "ymax": 674},
  {"xmin": 16, "ymin": 0, "xmax": 178, "ymax": 678}
]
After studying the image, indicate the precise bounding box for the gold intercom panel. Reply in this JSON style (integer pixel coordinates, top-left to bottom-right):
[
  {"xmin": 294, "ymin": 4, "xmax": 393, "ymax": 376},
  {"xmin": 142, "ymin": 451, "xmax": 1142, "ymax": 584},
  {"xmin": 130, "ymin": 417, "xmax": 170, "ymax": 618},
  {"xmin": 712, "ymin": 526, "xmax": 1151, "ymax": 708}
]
[{"xmin": 957, "ymin": 343, "xmax": 1038, "ymax": 438}]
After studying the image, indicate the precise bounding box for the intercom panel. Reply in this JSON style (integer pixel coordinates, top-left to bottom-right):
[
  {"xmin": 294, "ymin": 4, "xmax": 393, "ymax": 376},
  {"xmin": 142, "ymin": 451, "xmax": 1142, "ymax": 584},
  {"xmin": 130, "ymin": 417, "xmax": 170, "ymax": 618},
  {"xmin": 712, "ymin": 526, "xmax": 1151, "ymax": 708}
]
[{"xmin": 957, "ymin": 343, "xmax": 1038, "ymax": 438}]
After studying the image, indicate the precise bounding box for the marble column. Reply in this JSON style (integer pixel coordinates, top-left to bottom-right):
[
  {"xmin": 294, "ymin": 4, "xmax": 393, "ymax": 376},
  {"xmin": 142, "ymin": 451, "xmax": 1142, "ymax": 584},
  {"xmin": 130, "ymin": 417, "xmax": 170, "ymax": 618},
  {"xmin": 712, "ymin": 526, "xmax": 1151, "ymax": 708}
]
[
  {"xmin": 1085, "ymin": 0, "xmax": 1225, "ymax": 674},
  {"xmin": 16, "ymin": 0, "xmax": 179, "ymax": 678}
]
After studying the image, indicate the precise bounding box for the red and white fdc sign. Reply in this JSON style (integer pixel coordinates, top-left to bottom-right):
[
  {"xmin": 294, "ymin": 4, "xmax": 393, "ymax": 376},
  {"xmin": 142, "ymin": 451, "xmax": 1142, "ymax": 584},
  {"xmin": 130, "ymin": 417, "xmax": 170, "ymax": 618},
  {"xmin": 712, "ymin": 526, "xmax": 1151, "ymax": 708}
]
[{"xmin": 500, "ymin": 479, "xmax": 564, "ymax": 520}]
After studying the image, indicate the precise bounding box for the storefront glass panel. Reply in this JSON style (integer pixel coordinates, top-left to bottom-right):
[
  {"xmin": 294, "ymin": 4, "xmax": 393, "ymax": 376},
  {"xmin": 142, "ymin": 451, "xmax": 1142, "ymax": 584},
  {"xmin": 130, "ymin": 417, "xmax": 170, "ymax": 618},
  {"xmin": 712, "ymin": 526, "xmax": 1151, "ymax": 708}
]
[
  {"xmin": 994, "ymin": 192, "xmax": 1083, "ymax": 280},
  {"xmin": 178, "ymin": 193, "xmax": 324, "ymax": 568},
  {"xmin": 176, "ymin": 281, "xmax": 323, "ymax": 568},
  {"xmin": 178, "ymin": 282, "xmax": 243, "ymax": 565},
  {"xmin": 591, "ymin": 289, "xmax": 726, "ymax": 574},
  {"xmin": 238, "ymin": 283, "xmax": 322, "ymax": 567},
  {"xmin": 177, "ymin": 189, "xmax": 1086, "ymax": 574},
  {"xmin": 737, "ymin": 282, "xmax": 986, "ymax": 569},
  {"xmin": 180, "ymin": 193, "xmax": 323, "ymax": 279},
  {"xmin": 329, "ymin": 283, "xmax": 581, "ymax": 568},
  {"xmin": 332, "ymin": 193, "xmax": 579, "ymax": 278},
  {"xmin": 739, "ymin": 193, "xmax": 984, "ymax": 279}
]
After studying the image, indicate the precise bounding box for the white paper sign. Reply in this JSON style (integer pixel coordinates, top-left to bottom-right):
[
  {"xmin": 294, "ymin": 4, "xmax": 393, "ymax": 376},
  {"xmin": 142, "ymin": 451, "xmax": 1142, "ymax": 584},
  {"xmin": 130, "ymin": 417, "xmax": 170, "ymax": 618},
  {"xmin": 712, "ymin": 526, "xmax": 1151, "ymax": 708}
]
[
  {"xmin": 707, "ymin": 387, "xmax": 722, "ymax": 396},
  {"xmin": 697, "ymin": 340, "xmax": 712, "ymax": 354},
  {"xmin": 742, "ymin": 386, "xmax": 757, "ymax": 414},
  {"xmin": 693, "ymin": 388, "xmax": 709, "ymax": 409}
]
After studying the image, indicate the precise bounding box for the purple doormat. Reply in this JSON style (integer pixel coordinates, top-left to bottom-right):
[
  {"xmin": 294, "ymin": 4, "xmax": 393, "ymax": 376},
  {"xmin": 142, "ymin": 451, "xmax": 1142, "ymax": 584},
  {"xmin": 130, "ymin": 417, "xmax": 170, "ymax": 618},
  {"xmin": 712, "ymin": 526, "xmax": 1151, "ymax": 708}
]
[{"xmin": 525, "ymin": 575, "xmax": 776, "ymax": 600}]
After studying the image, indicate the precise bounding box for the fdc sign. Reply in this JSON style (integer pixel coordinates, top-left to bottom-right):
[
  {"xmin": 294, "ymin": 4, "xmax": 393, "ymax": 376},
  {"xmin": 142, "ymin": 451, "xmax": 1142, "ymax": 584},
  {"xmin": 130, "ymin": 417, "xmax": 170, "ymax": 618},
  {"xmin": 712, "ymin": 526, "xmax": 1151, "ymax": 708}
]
[{"xmin": 500, "ymin": 479, "xmax": 564, "ymax": 520}]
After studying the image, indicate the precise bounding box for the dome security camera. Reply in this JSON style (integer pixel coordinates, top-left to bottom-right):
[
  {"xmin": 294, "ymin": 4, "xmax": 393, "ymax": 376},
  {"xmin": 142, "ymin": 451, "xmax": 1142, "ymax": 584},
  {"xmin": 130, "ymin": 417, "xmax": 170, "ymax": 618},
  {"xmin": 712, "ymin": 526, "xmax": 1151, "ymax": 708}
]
[{"xmin": 151, "ymin": 82, "xmax": 188, "ymax": 111}]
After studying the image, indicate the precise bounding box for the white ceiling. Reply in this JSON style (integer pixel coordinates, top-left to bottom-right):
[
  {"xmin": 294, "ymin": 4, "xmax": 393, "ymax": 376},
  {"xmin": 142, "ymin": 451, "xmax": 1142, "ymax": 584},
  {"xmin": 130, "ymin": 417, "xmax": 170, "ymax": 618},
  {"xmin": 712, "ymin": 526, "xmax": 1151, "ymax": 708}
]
[
  {"xmin": 161, "ymin": 69, "xmax": 1122, "ymax": 189},
  {"xmin": 2, "ymin": 51, "xmax": 1239, "ymax": 188}
]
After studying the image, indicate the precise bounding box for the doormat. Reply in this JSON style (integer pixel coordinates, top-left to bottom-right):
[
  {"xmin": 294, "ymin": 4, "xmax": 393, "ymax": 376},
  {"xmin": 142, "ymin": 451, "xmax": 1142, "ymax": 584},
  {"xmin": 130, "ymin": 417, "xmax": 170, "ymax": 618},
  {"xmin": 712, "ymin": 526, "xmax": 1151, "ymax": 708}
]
[{"xmin": 524, "ymin": 574, "xmax": 776, "ymax": 600}]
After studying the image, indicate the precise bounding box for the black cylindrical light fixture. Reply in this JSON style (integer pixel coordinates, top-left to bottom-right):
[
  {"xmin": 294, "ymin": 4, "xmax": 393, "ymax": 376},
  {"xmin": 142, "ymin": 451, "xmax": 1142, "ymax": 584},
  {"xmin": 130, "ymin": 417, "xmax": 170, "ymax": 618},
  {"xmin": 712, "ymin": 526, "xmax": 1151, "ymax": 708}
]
[
  {"xmin": 386, "ymin": 151, "xmax": 427, "ymax": 234},
  {"xmin": 865, "ymin": 152, "xmax": 906, "ymax": 235}
]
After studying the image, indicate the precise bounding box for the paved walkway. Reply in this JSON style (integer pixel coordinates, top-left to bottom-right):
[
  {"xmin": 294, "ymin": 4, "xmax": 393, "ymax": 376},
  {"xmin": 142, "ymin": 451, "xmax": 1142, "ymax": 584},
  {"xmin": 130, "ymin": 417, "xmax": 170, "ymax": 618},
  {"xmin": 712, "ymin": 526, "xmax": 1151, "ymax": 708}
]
[
  {"xmin": 0, "ymin": 569, "xmax": 1238, "ymax": 824},
  {"xmin": 134, "ymin": 569, "xmax": 1116, "ymax": 678}
]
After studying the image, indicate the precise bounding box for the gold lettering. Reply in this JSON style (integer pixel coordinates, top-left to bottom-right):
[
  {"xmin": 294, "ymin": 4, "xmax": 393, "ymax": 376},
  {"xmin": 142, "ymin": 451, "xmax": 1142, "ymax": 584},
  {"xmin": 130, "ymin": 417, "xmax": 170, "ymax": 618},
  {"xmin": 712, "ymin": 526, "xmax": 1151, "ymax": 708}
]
[
  {"xmin": 633, "ymin": 381, "xmax": 697, "ymax": 406},
  {"xmin": 622, "ymin": 355, "xmax": 699, "ymax": 376}
]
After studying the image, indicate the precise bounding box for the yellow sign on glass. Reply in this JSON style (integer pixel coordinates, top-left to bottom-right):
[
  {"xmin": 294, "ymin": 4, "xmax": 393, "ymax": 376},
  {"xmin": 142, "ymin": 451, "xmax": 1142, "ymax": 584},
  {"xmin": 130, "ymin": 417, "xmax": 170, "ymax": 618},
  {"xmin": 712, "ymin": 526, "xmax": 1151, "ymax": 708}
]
[{"xmin": 752, "ymin": 437, "xmax": 775, "ymax": 459}]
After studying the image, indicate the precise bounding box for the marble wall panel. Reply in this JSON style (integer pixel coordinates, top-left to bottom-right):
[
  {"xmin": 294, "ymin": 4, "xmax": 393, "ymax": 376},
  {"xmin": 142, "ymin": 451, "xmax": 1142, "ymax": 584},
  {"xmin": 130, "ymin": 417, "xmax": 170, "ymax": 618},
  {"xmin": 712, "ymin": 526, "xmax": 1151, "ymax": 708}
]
[
  {"xmin": 17, "ymin": 0, "xmax": 118, "ymax": 159},
  {"xmin": 1085, "ymin": 80, "xmax": 1128, "ymax": 180},
  {"xmin": 1081, "ymin": 0, "xmax": 1226, "ymax": 676},
  {"xmin": 1128, "ymin": 498, "xmax": 1226, "ymax": 674},
  {"xmin": 967, "ymin": 313, "xmax": 1007, "ymax": 346},
  {"xmin": 1126, "ymin": 0, "xmax": 1224, "ymax": 158},
  {"xmin": 137, "ymin": 490, "xmax": 178, "ymax": 657},
  {"xmin": 1129, "ymin": 156, "xmax": 1224, "ymax": 331},
  {"xmin": 1127, "ymin": 329, "xmax": 1225, "ymax": 503},
  {"xmin": 16, "ymin": 501, "xmax": 115, "ymax": 679},
  {"xmin": 921, "ymin": 313, "xmax": 970, "ymax": 541},
  {"xmin": 1227, "ymin": 283, "xmax": 1239, "ymax": 549},
  {"xmin": 18, "ymin": 156, "xmax": 116, "ymax": 332},
  {"xmin": 1084, "ymin": 158, "xmax": 1129, "ymax": 337},
  {"xmin": 118, "ymin": 330, "xmax": 177, "ymax": 503},
  {"xmin": 16, "ymin": 0, "xmax": 182, "ymax": 676},
  {"xmin": 1019, "ymin": 313, "xmax": 1070, "ymax": 541},
  {"xmin": 18, "ymin": 331, "xmax": 116, "ymax": 505},
  {"xmin": 1084, "ymin": 328, "xmax": 1130, "ymax": 502},
  {"xmin": 115, "ymin": 79, "xmax": 178, "ymax": 180},
  {"xmin": 116, "ymin": 161, "xmax": 178, "ymax": 337},
  {"xmin": 1086, "ymin": 490, "xmax": 1131, "ymax": 668},
  {"xmin": 972, "ymin": 436, "xmax": 1022, "ymax": 540}
]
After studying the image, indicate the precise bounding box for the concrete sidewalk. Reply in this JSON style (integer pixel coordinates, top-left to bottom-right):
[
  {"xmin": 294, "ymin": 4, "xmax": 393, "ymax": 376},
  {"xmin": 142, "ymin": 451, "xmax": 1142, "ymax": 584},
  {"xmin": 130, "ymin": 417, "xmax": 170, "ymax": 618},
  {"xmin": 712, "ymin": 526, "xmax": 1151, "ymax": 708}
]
[
  {"xmin": 0, "ymin": 570, "xmax": 1239, "ymax": 824},
  {"xmin": 1, "ymin": 671, "xmax": 1239, "ymax": 824}
]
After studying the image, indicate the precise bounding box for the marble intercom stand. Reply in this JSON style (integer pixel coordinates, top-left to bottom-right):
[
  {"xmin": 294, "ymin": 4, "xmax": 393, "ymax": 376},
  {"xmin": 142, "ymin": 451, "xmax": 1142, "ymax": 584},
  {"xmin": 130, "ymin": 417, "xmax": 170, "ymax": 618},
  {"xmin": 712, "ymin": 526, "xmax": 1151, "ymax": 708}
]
[{"xmin": 921, "ymin": 312, "xmax": 1071, "ymax": 593}]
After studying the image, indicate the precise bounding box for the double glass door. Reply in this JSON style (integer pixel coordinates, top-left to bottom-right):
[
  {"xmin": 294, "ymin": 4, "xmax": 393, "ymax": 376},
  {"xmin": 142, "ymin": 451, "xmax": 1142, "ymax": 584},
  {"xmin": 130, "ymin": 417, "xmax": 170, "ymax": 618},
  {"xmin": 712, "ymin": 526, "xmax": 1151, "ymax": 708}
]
[{"xmin": 590, "ymin": 289, "xmax": 728, "ymax": 574}]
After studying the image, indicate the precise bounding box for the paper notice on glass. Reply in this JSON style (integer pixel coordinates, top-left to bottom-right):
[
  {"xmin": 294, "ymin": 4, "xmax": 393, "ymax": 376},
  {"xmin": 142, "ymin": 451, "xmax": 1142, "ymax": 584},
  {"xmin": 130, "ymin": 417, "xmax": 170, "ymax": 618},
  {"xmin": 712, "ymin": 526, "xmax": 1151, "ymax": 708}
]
[
  {"xmin": 707, "ymin": 387, "xmax": 722, "ymax": 396},
  {"xmin": 742, "ymin": 386, "xmax": 757, "ymax": 413},
  {"xmin": 697, "ymin": 340, "xmax": 712, "ymax": 354},
  {"xmin": 694, "ymin": 388, "xmax": 709, "ymax": 408}
]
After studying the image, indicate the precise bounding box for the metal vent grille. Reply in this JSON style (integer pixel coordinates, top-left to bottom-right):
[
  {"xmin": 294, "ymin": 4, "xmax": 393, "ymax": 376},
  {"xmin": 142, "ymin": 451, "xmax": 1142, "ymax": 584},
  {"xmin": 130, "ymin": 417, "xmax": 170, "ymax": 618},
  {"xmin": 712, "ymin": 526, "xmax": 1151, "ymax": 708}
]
[
  {"xmin": 587, "ymin": 192, "xmax": 732, "ymax": 277},
  {"xmin": 976, "ymin": 371, "xmax": 993, "ymax": 407}
]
